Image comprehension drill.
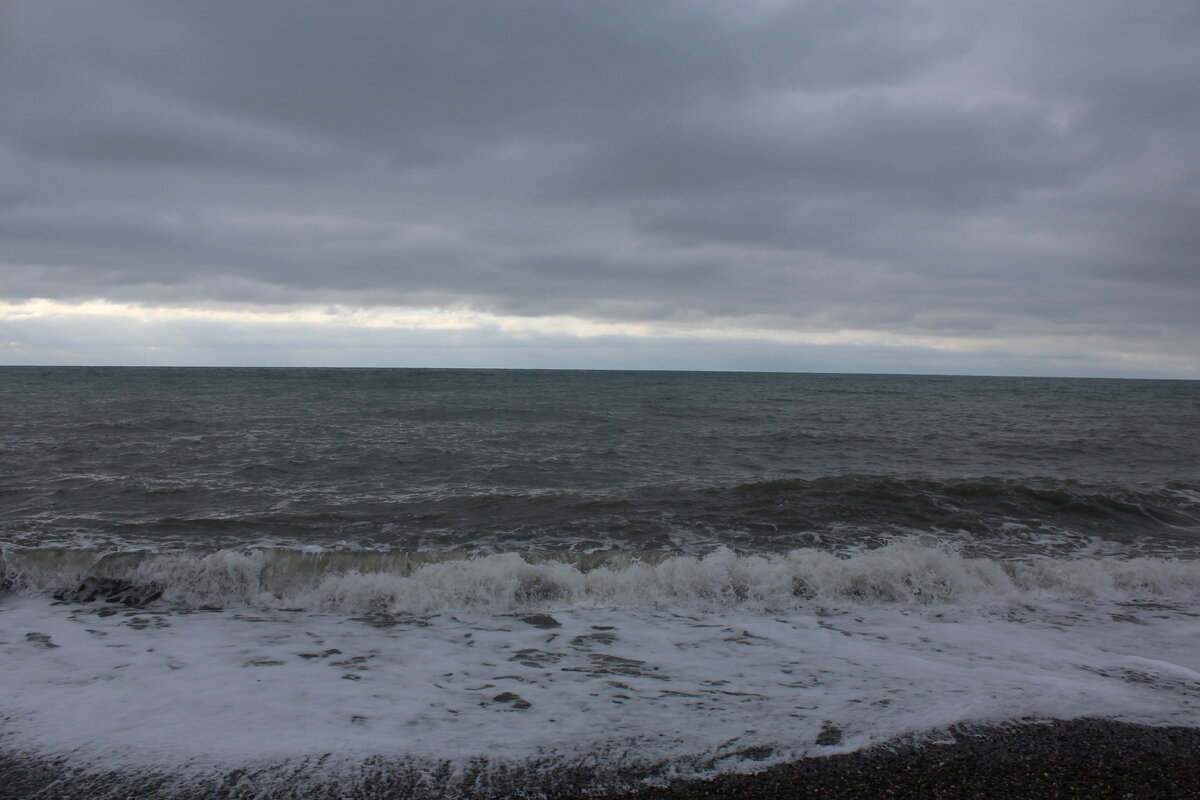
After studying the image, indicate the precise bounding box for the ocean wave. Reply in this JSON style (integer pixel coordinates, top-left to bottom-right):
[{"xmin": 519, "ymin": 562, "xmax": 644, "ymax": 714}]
[
  {"xmin": 5, "ymin": 475, "xmax": 1198, "ymax": 558},
  {"xmin": 4, "ymin": 541, "xmax": 1199, "ymax": 613},
  {"xmin": 721, "ymin": 475, "xmax": 1200, "ymax": 533}
]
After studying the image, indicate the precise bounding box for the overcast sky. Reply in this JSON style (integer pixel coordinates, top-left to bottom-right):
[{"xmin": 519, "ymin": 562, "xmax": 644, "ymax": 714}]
[{"xmin": 2, "ymin": 0, "xmax": 1198, "ymax": 376}]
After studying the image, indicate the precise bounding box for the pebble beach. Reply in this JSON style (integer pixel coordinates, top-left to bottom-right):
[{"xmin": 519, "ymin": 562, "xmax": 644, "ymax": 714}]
[{"xmin": 3, "ymin": 719, "xmax": 1198, "ymax": 799}]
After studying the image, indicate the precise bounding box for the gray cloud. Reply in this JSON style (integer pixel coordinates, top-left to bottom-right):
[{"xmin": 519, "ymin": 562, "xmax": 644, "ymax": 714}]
[{"xmin": 1, "ymin": 0, "xmax": 1198, "ymax": 374}]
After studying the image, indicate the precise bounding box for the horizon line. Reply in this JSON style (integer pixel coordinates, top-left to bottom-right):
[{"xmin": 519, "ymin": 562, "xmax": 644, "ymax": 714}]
[{"xmin": 2, "ymin": 364, "xmax": 1194, "ymax": 382}]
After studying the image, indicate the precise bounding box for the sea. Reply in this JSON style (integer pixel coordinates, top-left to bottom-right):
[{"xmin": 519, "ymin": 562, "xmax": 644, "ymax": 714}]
[{"xmin": 2, "ymin": 367, "xmax": 1199, "ymax": 796}]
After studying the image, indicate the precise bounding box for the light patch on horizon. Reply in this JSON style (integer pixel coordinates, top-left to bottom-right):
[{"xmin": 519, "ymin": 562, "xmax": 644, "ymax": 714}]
[
  {"xmin": 0, "ymin": 296, "xmax": 1134, "ymax": 352},
  {"xmin": 0, "ymin": 298, "xmax": 1193, "ymax": 378}
]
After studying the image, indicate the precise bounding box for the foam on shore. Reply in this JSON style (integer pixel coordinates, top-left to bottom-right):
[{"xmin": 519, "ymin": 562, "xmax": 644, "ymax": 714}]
[{"xmin": 3, "ymin": 576, "xmax": 1199, "ymax": 796}]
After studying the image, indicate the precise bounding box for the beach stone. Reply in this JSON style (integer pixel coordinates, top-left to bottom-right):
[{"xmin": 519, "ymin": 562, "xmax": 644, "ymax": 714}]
[
  {"xmin": 493, "ymin": 692, "xmax": 532, "ymax": 709},
  {"xmin": 297, "ymin": 648, "xmax": 342, "ymax": 660},
  {"xmin": 517, "ymin": 613, "xmax": 561, "ymax": 628},
  {"xmin": 24, "ymin": 632, "xmax": 59, "ymax": 648},
  {"xmin": 816, "ymin": 723, "xmax": 844, "ymax": 746}
]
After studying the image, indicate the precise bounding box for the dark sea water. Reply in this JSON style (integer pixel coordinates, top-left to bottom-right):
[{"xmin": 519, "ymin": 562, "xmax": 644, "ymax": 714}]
[
  {"xmin": 2, "ymin": 367, "xmax": 1199, "ymax": 797},
  {"xmin": 4, "ymin": 367, "xmax": 1198, "ymax": 555}
]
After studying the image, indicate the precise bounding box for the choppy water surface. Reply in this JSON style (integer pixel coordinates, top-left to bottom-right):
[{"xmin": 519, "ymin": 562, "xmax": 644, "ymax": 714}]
[
  {"xmin": 2, "ymin": 367, "xmax": 1198, "ymax": 797},
  {"xmin": 4, "ymin": 367, "xmax": 1197, "ymax": 554}
]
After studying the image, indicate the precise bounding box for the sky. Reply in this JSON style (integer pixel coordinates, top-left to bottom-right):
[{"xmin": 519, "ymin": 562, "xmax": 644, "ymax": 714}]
[{"xmin": 2, "ymin": 1, "xmax": 1198, "ymax": 377}]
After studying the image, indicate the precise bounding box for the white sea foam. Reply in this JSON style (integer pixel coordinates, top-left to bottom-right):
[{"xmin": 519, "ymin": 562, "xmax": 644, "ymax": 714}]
[
  {"xmin": 2, "ymin": 589, "xmax": 1199, "ymax": 794},
  {"xmin": 2, "ymin": 543, "xmax": 1200, "ymax": 795}
]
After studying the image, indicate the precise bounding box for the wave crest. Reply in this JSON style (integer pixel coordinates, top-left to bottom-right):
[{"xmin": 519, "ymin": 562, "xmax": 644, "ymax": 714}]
[{"xmin": 3, "ymin": 542, "xmax": 1199, "ymax": 613}]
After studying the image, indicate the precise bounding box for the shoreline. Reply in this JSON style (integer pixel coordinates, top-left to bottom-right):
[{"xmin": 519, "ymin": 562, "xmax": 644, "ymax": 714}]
[
  {"xmin": 588, "ymin": 719, "xmax": 1200, "ymax": 799},
  {"xmin": 3, "ymin": 719, "xmax": 1199, "ymax": 799}
]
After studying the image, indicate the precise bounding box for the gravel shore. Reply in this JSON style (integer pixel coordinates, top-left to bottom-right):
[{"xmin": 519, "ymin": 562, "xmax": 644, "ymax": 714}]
[
  {"xmin": 2, "ymin": 719, "xmax": 1198, "ymax": 799},
  {"xmin": 588, "ymin": 719, "xmax": 1200, "ymax": 800}
]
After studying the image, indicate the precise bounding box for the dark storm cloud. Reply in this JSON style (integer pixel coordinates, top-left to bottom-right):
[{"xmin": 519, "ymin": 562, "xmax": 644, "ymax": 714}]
[{"xmin": 1, "ymin": 0, "xmax": 1198, "ymax": 371}]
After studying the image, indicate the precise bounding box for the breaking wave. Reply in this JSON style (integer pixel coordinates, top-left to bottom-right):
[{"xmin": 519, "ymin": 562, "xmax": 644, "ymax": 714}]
[{"xmin": 4, "ymin": 541, "xmax": 1199, "ymax": 613}]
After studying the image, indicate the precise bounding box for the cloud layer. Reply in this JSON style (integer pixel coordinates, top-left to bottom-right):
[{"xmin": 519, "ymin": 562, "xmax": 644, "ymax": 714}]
[{"xmin": 2, "ymin": 1, "xmax": 1198, "ymax": 374}]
